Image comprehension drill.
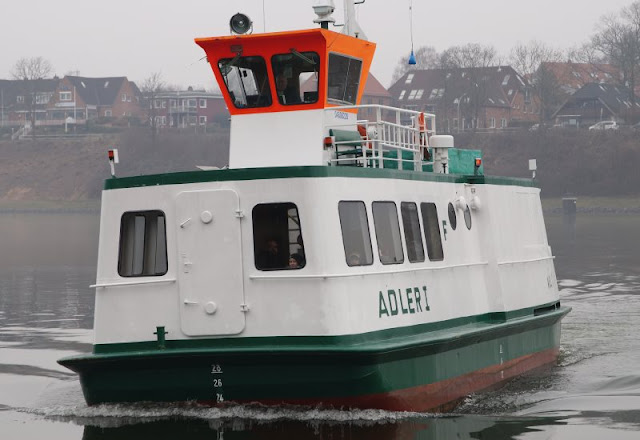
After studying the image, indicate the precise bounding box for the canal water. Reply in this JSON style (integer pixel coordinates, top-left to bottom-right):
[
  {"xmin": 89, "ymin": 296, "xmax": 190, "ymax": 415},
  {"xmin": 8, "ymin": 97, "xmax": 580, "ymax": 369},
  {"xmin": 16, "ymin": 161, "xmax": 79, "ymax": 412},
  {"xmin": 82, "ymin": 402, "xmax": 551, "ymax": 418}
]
[{"xmin": 1, "ymin": 212, "xmax": 639, "ymax": 439}]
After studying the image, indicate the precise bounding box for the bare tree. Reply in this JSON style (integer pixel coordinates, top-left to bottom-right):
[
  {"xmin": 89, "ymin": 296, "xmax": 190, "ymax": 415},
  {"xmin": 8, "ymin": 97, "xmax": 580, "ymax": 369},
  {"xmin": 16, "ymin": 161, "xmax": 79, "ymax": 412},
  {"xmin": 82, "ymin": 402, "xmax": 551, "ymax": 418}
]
[
  {"xmin": 591, "ymin": 1, "xmax": 640, "ymax": 106},
  {"xmin": 391, "ymin": 46, "xmax": 440, "ymax": 83},
  {"xmin": 439, "ymin": 44, "xmax": 499, "ymax": 129},
  {"xmin": 509, "ymin": 41, "xmax": 564, "ymax": 123},
  {"xmin": 140, "ymin": 72, "xmax": 166, "ymax": 145},
  {"xmin": 11, "ymin": 57, "xmax": 53, "ymax": 138}
]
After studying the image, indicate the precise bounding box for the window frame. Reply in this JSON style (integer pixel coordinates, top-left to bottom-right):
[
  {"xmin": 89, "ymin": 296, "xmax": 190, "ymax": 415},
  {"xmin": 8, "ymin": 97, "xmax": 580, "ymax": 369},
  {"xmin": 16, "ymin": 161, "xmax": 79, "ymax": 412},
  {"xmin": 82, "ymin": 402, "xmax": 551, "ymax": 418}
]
[
  {"xmin": 372, "ymin": 201, "xmax": 404, "ymax": 265},
  {"xmin": 118, "ymin": 210, "xmax": 168, "ymax": 278},
  {"xmin": 253, "ymin": 202, "xmax": 306, "ymax": 271},
  {"xmin": 218, "ymin": 55, "xmax": 272, "ymax": 109},
  {"xmin": 271, "ymin": 51, "xmax": 321, "ymax": 106},
  {"xmin": 338, "ymin": 201, "xmax": 374, "ymax": 267},
  {"xmin": 401, "ymin": 202, "xmax": 426, "ymax": 263},
  {"xmin": 421, "ymin": 202, "xmax": 444, "ymax": 261},
  {"xmin": 327, "ymin": 52, "xmax": 363, "ymax": 106}
]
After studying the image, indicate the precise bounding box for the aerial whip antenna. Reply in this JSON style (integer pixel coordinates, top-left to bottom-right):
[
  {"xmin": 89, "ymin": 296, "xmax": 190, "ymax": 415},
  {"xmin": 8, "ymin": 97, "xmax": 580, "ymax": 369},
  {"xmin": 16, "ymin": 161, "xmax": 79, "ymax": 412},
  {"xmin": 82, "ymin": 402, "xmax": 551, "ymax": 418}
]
[{"xmin": 408, "ymin": 0, "xmax": 416, "ymax": 65}]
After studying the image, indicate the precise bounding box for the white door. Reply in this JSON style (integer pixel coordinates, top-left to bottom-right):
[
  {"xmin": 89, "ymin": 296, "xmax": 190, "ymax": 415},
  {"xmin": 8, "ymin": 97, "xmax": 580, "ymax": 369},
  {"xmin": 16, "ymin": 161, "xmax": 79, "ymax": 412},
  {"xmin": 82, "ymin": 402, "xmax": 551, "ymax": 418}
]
[{"xmin": 176, "ymin": 190, "xmax": 246, "ymax": 336}]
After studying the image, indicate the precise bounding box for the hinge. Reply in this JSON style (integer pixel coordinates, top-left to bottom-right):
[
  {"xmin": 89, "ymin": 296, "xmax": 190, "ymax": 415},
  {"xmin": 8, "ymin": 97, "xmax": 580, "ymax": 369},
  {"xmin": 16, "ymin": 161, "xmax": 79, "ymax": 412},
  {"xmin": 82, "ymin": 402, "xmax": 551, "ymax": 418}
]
[
  {"xmin": 240, "ymin": 303, "xmax": 250, "ymax": 312},
  {"xmin": 235, "ymin": 210, "xmax": 245, "ymax": 219}
]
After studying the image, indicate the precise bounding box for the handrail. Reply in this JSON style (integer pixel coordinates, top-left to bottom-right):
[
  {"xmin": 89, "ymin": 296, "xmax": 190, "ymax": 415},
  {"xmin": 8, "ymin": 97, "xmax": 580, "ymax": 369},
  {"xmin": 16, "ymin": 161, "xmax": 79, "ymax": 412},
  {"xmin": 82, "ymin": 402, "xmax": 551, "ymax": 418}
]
[{"xmin": 90, "ymin": 278, "xmax": 177, "ymax": 289}]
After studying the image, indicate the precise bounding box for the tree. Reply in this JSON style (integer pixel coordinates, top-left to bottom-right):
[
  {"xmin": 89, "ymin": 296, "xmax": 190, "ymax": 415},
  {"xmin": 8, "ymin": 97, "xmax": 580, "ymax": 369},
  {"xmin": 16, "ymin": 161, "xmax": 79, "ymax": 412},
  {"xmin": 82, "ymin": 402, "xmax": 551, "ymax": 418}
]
[
  {"xmin": 439, "ymin": 44, "xmax": 499, "ymax": 130},
  {"xmin": 392, "ymin": 46, "xmax": 440, "ymax": 83},
  {"xmin": 11, "ymin": 56, "xmax": 53, "ymax": 138},
  {"xmin": 591, "ymin": 1, "xmax": 640, "ymax": 106},
  {"xmin": 509, "ymin": 41, "xmax": 564, "ymax": 123},
  {"xmin": 140, "ymin": 72, "xmax": 166, "ymax": 145}
]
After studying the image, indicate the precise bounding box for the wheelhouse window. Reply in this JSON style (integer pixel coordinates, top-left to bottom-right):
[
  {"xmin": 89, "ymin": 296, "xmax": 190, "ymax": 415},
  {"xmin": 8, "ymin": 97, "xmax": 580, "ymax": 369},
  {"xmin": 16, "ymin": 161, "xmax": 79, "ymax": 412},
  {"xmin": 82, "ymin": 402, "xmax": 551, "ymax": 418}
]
[
  {"xmin": 118, "ymin": 211, "xmax": 168, "ymax": 277},
  {"xmin": 327, "ymin": 53, "xmax": 362, "ymax": 105},
  {"xmin": 372, "ymin": 202, "xmax": 404, "ymax": 265},
  {"xmin": 218, "ymin": 56, "xmax": 272, "ymax": 109},
  {"xmin": 421, "ymin": 203, "xmax": 444, "ymax": 261},
  {"xmin": 401, "ymin": 202, "xmax": 425, "ymax": 263},
  {"xmin": 272, "ymin": 51, "xmax": 320, "ymax": 105},
  {"xmin": 339, "ymin": 201, "xmax": 373, "ymax": 267},
  {"xmin": 253, "ymin": 203, "xmax": 305, "ymax": 270}
]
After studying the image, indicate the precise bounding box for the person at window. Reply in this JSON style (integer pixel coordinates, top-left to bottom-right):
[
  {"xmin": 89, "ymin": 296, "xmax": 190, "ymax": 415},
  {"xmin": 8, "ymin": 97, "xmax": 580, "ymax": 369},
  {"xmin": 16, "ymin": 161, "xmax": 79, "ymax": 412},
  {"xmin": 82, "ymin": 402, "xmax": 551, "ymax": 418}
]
[
  {"xmin": 288, "ymin": 253, "xmax": 304, "ymax": 269},
  {"xmin": 257, "ymin": 238, "xmax": 284, "ymax": 269},
  {"xmin": 275, "ymin": 72, "xmax": 300, "ymax": 105}
]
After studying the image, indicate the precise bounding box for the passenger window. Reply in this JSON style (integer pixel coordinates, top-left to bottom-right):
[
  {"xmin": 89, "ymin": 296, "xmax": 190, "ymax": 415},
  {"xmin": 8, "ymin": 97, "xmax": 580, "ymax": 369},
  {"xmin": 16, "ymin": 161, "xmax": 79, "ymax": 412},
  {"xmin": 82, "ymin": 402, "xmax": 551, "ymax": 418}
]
[
  {"xmin": 421, "ymin": 203, "xmax": 444, "ymax": 261},
  {"xmin": 372, "ymin": 202, "xmax": 404, "ymax": 265},
  {"xmin": 118, "ymin": 211, "xmax": 168, "ymax": 277},
  {"xmin": 253, "ymin": 203, "xmax": 305, "ymax": 271},
  {"xmin": 339, "ymin": 201, "xmax": 373, "ymax": 266},
  {"xmin": 272, "ymin": 51, "xmax": 320, "ymax": 105},
  {"xmin": 327, "ymin": 53, "xmax": 362, "ymax": 105},
  {"xmin": 448, "ymin": 202, "xmax": 457, "ymax": 231},
  {"xmin": 218, "ymin": 56, "xmax": 272, "ymax": 109},
  {"xmin": 401, "ymin": 202, "xmax": 425, "ymax": 263}
]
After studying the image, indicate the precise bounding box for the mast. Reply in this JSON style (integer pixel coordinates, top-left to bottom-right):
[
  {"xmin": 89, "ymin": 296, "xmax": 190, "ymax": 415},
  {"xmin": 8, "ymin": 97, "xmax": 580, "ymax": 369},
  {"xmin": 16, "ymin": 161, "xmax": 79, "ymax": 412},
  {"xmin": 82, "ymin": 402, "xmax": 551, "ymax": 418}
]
[{"xmin": 342, "ymin": 0, "xmax": 367, "ymax": 40}]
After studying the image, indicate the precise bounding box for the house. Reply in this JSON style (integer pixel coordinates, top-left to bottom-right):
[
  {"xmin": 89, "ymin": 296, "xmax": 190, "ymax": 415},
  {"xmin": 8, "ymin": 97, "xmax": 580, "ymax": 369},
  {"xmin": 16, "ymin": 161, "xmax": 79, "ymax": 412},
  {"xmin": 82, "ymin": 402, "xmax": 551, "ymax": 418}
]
[
  {"xmin": 357, "ymin": 73, "xmax": 393, "ymax": 121},
  {"xmin": 388, "ymin": 66, "xmax": 537, "ymax": 133},
  {"xmin": 0, "ymin": 78, "xmax": 58, "ymax": 127},
  {"xmin": 541, "ymin": 62, "xmax": 624, "ymax": 96},
  {"xmin": 148, "ymin": 87, "xmax": 228, "ymax": 129},
  {"xmin": 48, "ymin": 76, "xmax": 144, "ymax": 123},
  {"xmin": 553, "ymin": 83, "xmax": 640, "ymax": 126}
]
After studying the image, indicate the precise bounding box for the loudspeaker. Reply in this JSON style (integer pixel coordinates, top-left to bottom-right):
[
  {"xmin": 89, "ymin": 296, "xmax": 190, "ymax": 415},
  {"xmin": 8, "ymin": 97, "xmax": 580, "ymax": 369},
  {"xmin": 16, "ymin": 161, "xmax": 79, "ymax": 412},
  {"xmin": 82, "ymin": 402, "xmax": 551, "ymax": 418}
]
[{"xmin": 230, "ymin": 13, "xmax": 253, "ymax": 35}]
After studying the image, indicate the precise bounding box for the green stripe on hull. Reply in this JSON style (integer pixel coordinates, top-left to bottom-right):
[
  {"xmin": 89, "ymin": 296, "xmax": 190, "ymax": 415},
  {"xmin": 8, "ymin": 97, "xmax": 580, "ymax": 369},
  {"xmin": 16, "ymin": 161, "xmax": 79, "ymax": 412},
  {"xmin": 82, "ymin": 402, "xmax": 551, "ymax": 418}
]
[
  {"xmin": 60, "ymin": 308, "xmax": 569, "ymax": 407},
  {"xmin": 86, "ymin": 301, "xmax": 563, "ymax": 356},
  {"xmin": 104, "ymin": 166, "xmax": 536, "ymax": 191}
]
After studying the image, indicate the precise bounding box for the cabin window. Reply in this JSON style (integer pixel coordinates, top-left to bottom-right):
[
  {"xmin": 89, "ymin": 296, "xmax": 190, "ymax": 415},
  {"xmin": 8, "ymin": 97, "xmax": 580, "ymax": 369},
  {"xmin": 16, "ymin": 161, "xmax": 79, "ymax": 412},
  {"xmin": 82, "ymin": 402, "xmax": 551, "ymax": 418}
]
[
  {"xmin": 372, "ymin": 202, "xmax": 404, "ymax": 265},
  {"xmin": 339, "ymin": 201, "xmax": 373, "ymax": 267},
  {"xmin": 218, "ymin": 56, "xmax": 272, "ymax": 109},
  {"xmin": 421, "ymin": 203, "xmax": 444, "ymax": 261},
  {"xmin": 448, "ymin": 202, "xmax": 457, "ymax": 231},
  {"xmin": 253, "ymin": 203, "xmax": 305, "ymax": 270},
  {"xmin": 118, "ymin": 211, "xmax": 168, "ymax": 277},
  {"xmin": 401, "ymin": 202, "xmax": 425, "ymax": 263},
  {"xmin": 271, "ymin": 51, "xmax": 320, "ymax": 105},
  {"xmin": 327, "ymin": 53, "xmax": 362, "ymax": 105}
]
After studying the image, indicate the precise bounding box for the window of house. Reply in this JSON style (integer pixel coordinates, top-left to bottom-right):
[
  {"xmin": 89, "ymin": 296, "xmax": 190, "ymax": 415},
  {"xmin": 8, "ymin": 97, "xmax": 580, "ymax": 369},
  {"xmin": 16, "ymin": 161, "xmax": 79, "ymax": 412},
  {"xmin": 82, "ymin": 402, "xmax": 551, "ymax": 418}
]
[
  {"xmin": 253, "ymin": 203, "xmax": 305, "ymax": 270},
  {"xmin": 405, "ymin": 73, "xmax": 415, "ymax": 84},
  {"xmin": 187, "ymin": 99, "xmax": 197, "ymax": 108},
  {"xmin": 16, "ymin": 95, "xmax": 24, "ymax": 104},
  {"xmin": 407, "ymin": 89, "xmax": 418, "ymax": 100},
  {"xmin": 339, "ymin": 201, "xmax": 373, "ymax": 267},
  {"xmin": 105, "ymin": 110, "xmax": 112, "ymax": 117},
  {"xmin": 327, "ymin": 53, "xmax": 362, "ymax": 105},
  {"xmin": 127, "ymin": 96, "xmax": 132, "ymax": 102},
  {"xmin": 199, "ymin": 116, "xmax": 207, "ymax": 125},
  {"xmin": 218, "ymin": 55, "xmax": 272, "ymax": 109},
  {"xmin": 35, "ymin": 93, "xmax": 51, "ymax": 105},
  {"xmin": 508, "ymin": 89, "xmax": 514, "ymax": 96},
  {"xmin": 401, "ymin": 202, "xmax": 425, "ymax": 263},
  {"xmin": 188, "ymin": 115, "xmax": 197, "ymax": 125},
  {"xmin": 118, "ymin": 211, "xmax": 168, "ymax": 277},
  {"xmin": 490, "ymin": 117, "xmax": 496, "ymax": 128},
  {"xmin": 272, "ymin": 51, "xmax": 320, "ymax": 105},
  {"xmin": 199, "ymin": 99, "xmax": 207, "ymax": 108},
  {"xmin": 170, "ymin": 99, "xmax": 176, "ymax": 108},
  {"xmin": 154, "ymin": 99, "xmax": 162, "ymax": 109},
  {"xmin": 161, "ymin": 116, "xmax": 166, "ymax": 125},
  {"xmin": 501, "ymin": 118, "xmax": 507, "ymax": 128},
  {"xmin": 421, "ymin": 203, "xmax": 444, "ymax": 261},
  {"xmin": 122, "ymin": 94, "xmax": 127, "ymax": 102},
  {"xmin": 59, "ymin": 92, "xmax": 72, "ymax": 101},
  {"xmin": 502, "ymin": 74, "xmax": 510, "ymax": 86},
  {"xmin": 372, "ymin": 202, "xmax": 404, "ymax": 265},
  {"xmin": 415, "ymin": 89, "xmax": 424, "ymax": 100},
  {"xmin": 398, "ymin": 90, "xmax": 406, "ymax": 100}
]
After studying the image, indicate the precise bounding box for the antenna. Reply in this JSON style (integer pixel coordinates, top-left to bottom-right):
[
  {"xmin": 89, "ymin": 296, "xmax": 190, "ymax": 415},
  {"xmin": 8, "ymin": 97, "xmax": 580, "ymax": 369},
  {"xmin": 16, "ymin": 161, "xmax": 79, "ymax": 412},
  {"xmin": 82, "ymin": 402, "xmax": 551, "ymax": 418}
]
[{"xmin": 408, "ymin": 0, "xmax": 416, "ymax": 65}]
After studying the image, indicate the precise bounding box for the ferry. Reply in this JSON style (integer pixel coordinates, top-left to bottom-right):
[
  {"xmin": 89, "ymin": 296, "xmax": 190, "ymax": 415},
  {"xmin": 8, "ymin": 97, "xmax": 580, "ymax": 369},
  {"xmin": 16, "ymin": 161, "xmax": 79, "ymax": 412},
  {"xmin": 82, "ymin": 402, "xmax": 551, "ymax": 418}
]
[{"xmin": 59, "ymin": 0, "xmax": 570, "ymax": 411}]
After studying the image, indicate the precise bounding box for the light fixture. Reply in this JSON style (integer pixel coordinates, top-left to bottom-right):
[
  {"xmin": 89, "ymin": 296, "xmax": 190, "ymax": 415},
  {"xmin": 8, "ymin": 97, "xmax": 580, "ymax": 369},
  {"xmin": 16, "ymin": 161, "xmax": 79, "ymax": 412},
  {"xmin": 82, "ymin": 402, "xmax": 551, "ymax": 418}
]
[{"xmin": 230, "ymin": 13, "xmax": 253, "ymax": 35}]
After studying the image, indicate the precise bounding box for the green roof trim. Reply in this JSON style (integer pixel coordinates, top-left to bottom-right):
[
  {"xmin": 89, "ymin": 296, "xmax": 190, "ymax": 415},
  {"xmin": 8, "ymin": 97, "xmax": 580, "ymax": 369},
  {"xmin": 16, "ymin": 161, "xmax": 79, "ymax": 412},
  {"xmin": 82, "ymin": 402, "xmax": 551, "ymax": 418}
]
[{"xmin": 104, "ymin": 166, "xmax": 536, "ymax": 190}]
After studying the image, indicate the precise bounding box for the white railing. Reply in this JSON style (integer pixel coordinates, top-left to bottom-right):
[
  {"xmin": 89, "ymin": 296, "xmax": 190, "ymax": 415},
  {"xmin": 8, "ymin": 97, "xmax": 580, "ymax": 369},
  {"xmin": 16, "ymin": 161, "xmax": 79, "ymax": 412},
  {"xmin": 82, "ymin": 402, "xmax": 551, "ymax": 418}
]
[{"xmin": 324, "ymin": 105, "xmax": 436, "ymax": 171}]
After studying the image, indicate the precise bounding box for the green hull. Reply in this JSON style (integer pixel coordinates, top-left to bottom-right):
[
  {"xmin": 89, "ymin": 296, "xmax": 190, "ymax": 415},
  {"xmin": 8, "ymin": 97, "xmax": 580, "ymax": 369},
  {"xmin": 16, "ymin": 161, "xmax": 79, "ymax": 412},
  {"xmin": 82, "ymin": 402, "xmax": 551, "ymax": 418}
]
[{"xmin": 59, "ymin": 305, "xmax": 569, "ymax": 411}]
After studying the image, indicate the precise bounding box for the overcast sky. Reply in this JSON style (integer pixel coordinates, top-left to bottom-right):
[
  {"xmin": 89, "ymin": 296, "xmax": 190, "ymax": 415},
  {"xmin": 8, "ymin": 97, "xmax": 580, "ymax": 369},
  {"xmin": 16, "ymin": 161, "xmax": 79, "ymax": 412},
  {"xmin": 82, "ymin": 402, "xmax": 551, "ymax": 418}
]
[{"xmin": 0, "ymin": 0, "xmax": 635, "ymax": 90}]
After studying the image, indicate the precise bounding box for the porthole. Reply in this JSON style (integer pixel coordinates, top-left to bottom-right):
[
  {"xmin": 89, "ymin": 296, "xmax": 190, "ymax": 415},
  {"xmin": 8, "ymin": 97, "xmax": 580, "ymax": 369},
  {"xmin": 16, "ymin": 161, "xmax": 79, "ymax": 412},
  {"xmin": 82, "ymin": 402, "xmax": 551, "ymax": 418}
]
[
  {"xmin": 464, "ymin": 205, "xmax": 472, "ymax": 230},
  {"xmin": 448, "ymin": 202, "xmax": 457, "ymax": 230}
]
